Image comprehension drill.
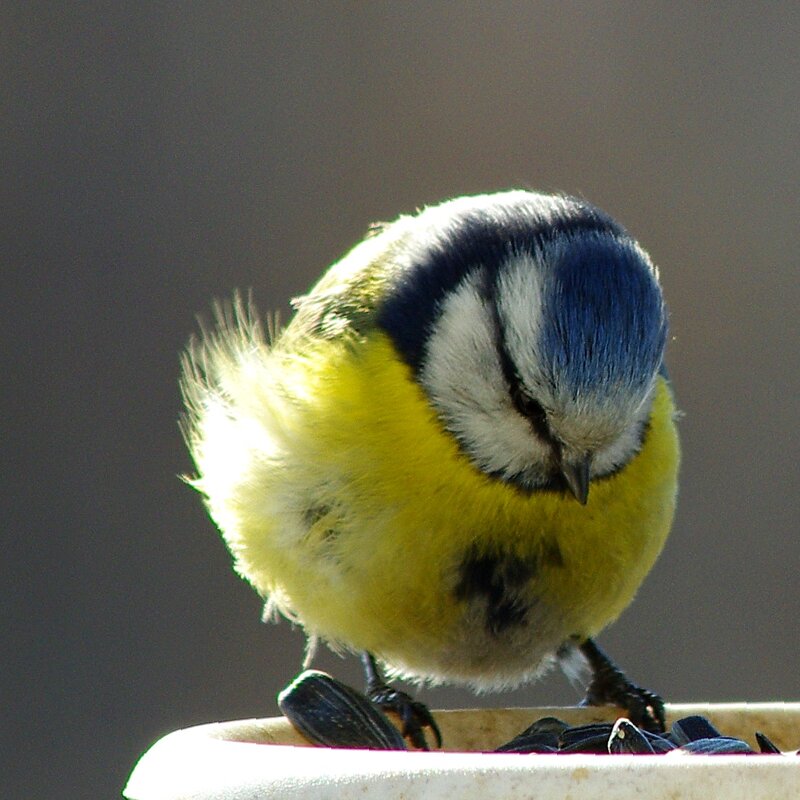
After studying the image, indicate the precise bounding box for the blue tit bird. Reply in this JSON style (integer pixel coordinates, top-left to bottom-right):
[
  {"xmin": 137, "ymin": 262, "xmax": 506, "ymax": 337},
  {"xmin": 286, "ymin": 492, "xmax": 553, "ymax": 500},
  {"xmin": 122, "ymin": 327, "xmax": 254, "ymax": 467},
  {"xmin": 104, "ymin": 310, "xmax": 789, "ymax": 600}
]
[{"xmin": 181, "ymin": 190, "xmax": 680, "ymax": 747}]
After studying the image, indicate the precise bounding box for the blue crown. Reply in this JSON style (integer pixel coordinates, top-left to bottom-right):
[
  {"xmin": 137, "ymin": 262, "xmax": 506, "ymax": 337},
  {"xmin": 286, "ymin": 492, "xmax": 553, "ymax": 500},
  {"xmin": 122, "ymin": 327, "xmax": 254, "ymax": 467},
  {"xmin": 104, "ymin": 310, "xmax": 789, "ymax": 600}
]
[{"xmin": 377, "ymin": 194, "xmax": 666, "ymax": 400}]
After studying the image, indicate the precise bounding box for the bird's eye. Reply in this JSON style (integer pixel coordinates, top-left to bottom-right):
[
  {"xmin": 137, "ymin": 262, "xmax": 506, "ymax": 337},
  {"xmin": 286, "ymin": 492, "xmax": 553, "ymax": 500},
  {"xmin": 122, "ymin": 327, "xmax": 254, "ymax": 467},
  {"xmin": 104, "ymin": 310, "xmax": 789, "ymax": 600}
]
[{"xmin": 511, "ymin": 386, "xmax": 549, "ymax": 432}]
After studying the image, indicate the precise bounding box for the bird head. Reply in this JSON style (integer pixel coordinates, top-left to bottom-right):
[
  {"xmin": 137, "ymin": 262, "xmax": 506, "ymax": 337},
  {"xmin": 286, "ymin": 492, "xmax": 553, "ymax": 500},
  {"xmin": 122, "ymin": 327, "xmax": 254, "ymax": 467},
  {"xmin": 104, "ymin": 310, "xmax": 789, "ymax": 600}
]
[{"xmin": 377, "ymin": 192, "xmax": 668, "ymax": 503}]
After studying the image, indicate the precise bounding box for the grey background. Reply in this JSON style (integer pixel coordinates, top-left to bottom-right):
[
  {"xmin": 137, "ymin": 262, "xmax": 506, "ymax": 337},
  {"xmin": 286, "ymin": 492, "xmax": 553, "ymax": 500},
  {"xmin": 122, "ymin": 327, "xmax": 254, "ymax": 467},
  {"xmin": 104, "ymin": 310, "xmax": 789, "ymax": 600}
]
[{"xmin": 4, "ymin": 3, "xmax": 799, "ymax": 797}]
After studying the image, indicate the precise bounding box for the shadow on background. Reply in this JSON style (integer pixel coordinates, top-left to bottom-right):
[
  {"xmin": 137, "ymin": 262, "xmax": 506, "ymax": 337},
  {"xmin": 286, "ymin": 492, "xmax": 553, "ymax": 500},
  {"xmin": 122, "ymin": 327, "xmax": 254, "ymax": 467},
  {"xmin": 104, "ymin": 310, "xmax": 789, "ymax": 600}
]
[{"xmin": 3, "ymin": 4, "xmax": 799, "ymax": 797}]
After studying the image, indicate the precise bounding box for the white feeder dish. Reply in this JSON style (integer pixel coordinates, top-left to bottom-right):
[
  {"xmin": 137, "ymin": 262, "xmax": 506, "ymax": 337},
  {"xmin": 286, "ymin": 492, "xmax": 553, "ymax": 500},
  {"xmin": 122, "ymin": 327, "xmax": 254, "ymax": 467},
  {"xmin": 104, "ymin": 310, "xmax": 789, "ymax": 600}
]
[{"xmin": 125, "ymin": 703, "xmax": 800, "ymax": 800}]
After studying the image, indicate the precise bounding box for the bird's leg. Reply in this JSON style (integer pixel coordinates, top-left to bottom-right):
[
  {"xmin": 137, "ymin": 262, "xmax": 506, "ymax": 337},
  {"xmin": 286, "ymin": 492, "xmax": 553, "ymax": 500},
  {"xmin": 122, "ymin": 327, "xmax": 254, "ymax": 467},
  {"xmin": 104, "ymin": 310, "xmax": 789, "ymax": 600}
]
[
  {"xmin": 578, "ymin": 638, "xmax": 666, "ymax": 733},
  {"xmin": 361, "ymin": 652, "xmax": 442, "ymax": 749}
]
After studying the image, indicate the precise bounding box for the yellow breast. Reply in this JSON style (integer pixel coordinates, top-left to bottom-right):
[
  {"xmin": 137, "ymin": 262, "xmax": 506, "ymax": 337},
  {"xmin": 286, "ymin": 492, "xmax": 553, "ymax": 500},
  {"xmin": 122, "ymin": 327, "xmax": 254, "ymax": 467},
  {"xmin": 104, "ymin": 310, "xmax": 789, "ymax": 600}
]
[{"xmin": 212, "ymin": 332, "xmax": 680, "ymax": 688}]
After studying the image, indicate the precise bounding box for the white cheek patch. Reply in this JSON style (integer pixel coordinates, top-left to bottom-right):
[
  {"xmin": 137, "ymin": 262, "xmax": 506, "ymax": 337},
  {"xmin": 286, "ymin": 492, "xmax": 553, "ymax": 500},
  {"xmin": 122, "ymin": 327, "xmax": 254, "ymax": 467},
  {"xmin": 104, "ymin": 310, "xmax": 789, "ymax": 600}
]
[
  {"xmin": 495, "ymin": 252, "xmax": 550, "ymax": 400},
  {"xmin": 419, "ymin": 270, "xmax": 552, "ymax": 482}
]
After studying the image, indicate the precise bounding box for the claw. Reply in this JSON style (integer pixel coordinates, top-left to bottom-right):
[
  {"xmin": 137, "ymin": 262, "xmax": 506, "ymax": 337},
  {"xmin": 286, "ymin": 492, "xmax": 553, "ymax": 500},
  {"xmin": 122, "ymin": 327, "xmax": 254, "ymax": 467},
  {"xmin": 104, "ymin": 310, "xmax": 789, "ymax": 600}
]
[
  {"xmin": 362, "ymin": 652, "xmax": 442, "ymax": 749},
  {"xmin": 369, "ymin": 685, "xmax": 442, "ymax": 749},
  {"xmin": 579, "ymin": 638, "xmax": 666, "ymax": 733}
]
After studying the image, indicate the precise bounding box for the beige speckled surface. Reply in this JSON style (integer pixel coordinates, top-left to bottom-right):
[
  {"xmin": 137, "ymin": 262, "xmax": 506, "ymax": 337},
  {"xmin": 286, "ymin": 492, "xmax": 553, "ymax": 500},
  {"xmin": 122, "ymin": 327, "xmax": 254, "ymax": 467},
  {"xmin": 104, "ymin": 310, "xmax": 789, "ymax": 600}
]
[{"xmin": 125, "ymin": 705, "xmax": 800, "ymax": 800}]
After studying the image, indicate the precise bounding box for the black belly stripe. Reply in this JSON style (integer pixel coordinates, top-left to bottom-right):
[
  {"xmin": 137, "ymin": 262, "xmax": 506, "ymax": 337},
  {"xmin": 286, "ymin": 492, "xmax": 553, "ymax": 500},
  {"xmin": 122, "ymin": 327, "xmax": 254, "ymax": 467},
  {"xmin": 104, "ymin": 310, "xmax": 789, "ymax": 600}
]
[{"xmin": 454, "ymin": 546, "xmax": 541, "ymax": 636}]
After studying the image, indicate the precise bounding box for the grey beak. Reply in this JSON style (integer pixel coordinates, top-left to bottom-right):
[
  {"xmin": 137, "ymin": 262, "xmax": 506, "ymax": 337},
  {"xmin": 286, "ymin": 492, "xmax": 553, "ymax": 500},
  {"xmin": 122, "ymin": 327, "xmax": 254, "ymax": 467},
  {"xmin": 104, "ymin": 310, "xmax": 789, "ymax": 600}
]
[{"xmin": 561, "ymin": 456, "xmax": 591, "ymax": 505}]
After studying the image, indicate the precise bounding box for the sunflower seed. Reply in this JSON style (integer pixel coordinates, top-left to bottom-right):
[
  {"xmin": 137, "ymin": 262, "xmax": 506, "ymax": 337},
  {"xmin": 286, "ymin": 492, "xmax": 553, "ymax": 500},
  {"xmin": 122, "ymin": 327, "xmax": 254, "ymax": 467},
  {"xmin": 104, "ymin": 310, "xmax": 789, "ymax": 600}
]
[
  {"xmin": 675, "ymin": 737, "xmax": 755, "ymax": 755},
  {"xmin": 608, "ymin": 718, "xmax": 656, "ymax": 754},
  {"xmin": 278, "ymin": 669, "xmax": 407, "ymax": 750}
]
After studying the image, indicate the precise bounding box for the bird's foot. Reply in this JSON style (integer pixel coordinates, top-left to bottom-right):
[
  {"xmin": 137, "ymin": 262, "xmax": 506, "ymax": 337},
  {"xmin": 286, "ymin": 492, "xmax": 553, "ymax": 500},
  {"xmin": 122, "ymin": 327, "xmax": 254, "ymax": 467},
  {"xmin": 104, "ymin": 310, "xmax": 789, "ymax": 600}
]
[
  {"xmin": 362, "ymin": 653, "xmax": 442, "ymax": 750},
  {"xmin": 579, "ymin": 638, "xmax": 666, "ymax": 733},
  {"xmin": 366, "ymin": 683, "xmax": 442, "ymax": 750}
]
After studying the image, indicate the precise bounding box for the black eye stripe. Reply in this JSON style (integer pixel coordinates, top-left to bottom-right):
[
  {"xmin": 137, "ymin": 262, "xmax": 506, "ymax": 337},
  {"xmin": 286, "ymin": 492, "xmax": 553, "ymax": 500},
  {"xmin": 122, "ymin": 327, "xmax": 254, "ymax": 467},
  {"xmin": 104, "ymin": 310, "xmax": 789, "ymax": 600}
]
[
  {"xmin": 478, "ymin": 269, "xmax": 556, "ymax": 447},
  {"xmin": 510, "ymin": 386, "xmax": 551, "ymax": 440}
]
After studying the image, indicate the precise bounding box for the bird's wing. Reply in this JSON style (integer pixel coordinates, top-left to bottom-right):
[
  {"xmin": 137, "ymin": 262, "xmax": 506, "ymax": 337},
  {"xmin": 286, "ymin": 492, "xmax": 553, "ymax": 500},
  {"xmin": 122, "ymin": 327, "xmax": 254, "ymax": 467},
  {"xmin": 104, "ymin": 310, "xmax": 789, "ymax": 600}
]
[{"xmin": 284, "ymin": 217, "xmax": 415, "ymax": 345}]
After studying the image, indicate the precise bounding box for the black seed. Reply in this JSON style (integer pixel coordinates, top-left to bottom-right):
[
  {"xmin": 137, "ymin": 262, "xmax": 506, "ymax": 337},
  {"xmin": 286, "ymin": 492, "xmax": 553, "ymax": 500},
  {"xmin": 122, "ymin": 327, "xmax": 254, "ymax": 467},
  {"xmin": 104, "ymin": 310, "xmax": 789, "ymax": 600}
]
[
  {"xmin": 495, "ymin": 717, "xmax": 569, "ymax": 753},
  {"xmin": 495, "ymin": 735, "xmax": 560, "ymax": 754},
  {"xmin": 608, "ymin": 719, "xmax": 656, "ymax": 754},
  {"xmin": 559, "ymin": 733, "xmax": 612, "ymax": 754},
  {"xmin": 670, "ymin": 715, "xmax": 723, "ymax": 745},
  {"xmin": 493, "ymin": 714, "xmax": 790, "ymax": 758},
  {"xmin": 278, "ymin": 670, "xmax": 407, "ymax": 750},
  {"xmin": 755, "ymin": 732, "xmax": 782, "ymax": 754},
  {"xmin": 641, "ymin": 729, "xmax": 678, "ymax": 753},
  {"xmin": 520, "ymin": 716, "xmax": 571, "ymax": 738},
  {"xmin": 677, "ymin": 737, "xmax": 755, "ymax": 755},
  {"xmin": 559, "ymin": 722, "xmax": 614, "ymax": 746},
  {"xmin": 558, "ymin": 723, "xmax": 615, "ymax": 754}
]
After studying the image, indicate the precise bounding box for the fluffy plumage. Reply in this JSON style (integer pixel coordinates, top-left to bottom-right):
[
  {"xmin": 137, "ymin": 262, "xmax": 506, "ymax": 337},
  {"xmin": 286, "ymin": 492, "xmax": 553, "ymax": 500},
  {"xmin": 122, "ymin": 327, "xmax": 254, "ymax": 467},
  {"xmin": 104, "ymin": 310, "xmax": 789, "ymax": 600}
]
[{"xmin": 181, "ymin": 190, "xmax": 680, "ymax": 697}]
